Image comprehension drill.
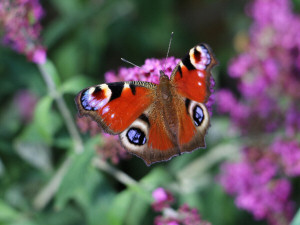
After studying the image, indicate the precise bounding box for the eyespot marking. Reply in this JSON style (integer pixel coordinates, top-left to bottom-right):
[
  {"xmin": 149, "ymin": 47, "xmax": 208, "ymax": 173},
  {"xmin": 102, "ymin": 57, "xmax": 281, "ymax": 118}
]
[
  {"xmin": 190, "ymin": 45, "xmax": 212, "ymax": 70},
  {"xmin": 81, "ymin": 88, "xmax": 103, "ymax": 110},
  {"xmin": 193, "ymin": 105, "xmax": 204, "ymax": 126},
  {"xmin": 187, "ymin": 101, "xmax": 209, "ymax": 130},
  {"xmin": 126, "ymin": 128, "xmax": 147, "ymax": 145}
]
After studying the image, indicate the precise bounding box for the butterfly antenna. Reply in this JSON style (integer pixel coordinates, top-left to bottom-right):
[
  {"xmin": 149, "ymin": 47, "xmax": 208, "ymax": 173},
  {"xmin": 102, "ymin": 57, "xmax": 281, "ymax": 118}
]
[
  {"xmin": 164, "ymin": 32, "xmax": 174, "ymax": 72},
  {"xmin": 121, "ymin": 58, "xmax": 140, "ymax": 68}
]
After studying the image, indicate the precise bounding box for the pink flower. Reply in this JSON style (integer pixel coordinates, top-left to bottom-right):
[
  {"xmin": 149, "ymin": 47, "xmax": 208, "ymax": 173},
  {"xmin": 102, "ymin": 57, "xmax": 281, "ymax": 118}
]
[
  {"xmin": 153, "ymin": 187, "xmax": 170, "ymax": 202},
  {"xmin": 152, "ymin": 188, "xmax": 211, "ymax": 225},
  {"xmin": 217, "ymin": 3, "xmax": 300, "ymax": 223},
  {"xmin": 76, "ymin": 116, "xmax": 131, "ymax": 164},
  {"xmin": 31, "ymin": 47, "xmax": 46, "ymax": 64},
  {"xmin": 152, "ymin": 187, "xmax": 174, "ymax": 212},
  {"xmin": 0, "ymin": 0, "xmax": 46, "ymax": 63},
  {"xmin": 104, "ymin": 57, "xmax": 180, "ymax": 84},
  {"xmin": 219, "ymin": 145, "xmax": 296, "ymax": 224}
]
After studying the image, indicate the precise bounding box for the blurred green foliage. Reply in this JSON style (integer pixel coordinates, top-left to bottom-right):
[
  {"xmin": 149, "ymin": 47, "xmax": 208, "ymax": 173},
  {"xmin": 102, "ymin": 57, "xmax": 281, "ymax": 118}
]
[{"xmin": 2, "ymin": 0, "xmax": 299, "ymax": 225}]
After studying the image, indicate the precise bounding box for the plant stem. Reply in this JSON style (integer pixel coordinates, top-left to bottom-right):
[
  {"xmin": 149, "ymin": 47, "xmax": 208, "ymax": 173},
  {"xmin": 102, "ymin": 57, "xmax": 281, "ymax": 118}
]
[
  {"xmin": 174, "ymin": 141, "xmax": 241, "ymax": 193},
  {"xmin": 93, "ymin": 158, "xmax": 137, "ymax": 186},
  {"xmin": 38, "ymin": 63, "xmax": 83, "ymax": 154},
  {"xmin": 34, "ymin": 157, "xmax": 71, "ymax": 209}
]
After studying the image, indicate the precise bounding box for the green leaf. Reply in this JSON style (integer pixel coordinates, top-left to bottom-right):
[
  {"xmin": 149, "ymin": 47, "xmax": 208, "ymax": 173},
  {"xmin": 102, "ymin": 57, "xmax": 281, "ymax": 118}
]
[
  {"xmin": 0, "ymin": 157, "xmax": 5, "ymax": 177},
  {"xmin": 123, "ymin": 194, "xmax": 149, "ymax": 225},
  {"xmin": 107, "ymin": 190, "xmax": 133, "ymax": 225},
  {"xmin": 0, "ymin": 200, "xmax": 19, "ymax": 223},
  {"xmin": 16, "ymin": 123, "xmax": 45, "ymax": 144},
  {"xmin": 175, "ymin": 140, "xmax": 241, "ymax": 192},
  {"xmin": 35, "ymin": 205, "xmax": 85, "ymax": 225},
  {"xmin": 141, "ymin": 167, "xmax": 172, "ymax": 190},
  {"xmin": 104, "ymin": 167, "xmax": 171, "ymax": 225},
  {"xmin": 107, "ymin": 187, "xmax": 151, "ymax": 225},
  {"xmin": 0, "ymin": 200, "xmax": 39, "ymax": 225},
  {"xmin": 60, "ymin": 75, "xmax": 93, "ymax": 95},
  {"xmin": 104, "ymin": 167, "xmax": 172, "ymax": 225},
  {"xmin": 10, "ymin": 219, "xmax": 39, "ymax": 225},
  {"xmin": 33, "ymin": 96, "xmax": 62, "ymax": 144},
  {"xmin": 55, "ymin": 136, "xmax": 100, "ymax": 209},
  {"xmin": 41, "ymin": 60, "xmax": 61, "ymax": 87},
  {"xmin": 86, "ymin": 192, "xmax": 116, "ymax": 225},
  {"xmin": 0, "ymin": 100, "xmax": 22, "ymax": 138},
  {"xmin": 14, "ymin": 120, "xmax": 53, "ymax": 171},
  {"xmin": 14, "ymin": 141, "xmax": 52, "ymax": 172},
  {"xmin": 291, "ymin": 208, "xmax": 300, "ymax": 225}
]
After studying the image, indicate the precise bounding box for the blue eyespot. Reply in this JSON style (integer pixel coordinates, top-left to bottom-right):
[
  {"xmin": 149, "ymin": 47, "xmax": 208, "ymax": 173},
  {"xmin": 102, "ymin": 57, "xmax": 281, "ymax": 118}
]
[
  {"xmin": 126, "ymin": 128, "xmax": 146, "ymax": 146},
  {"xmin": 193, "ymin": 105, "xmax": 204, "ymax": 126}
]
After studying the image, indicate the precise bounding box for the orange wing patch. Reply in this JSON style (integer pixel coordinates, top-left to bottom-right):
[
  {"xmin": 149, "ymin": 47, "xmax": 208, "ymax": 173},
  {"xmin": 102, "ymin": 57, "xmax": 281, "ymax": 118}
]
[
  {"xmin": 99, "ymin": 86, "xmax": 152, "ymax": 133},
  {"xmin": 178, "ymin": 111, "xmax": 196, "ymax": 146},
  {"xmin": 76, "ymin": 83, "xmax": 155, "ymax": 134},
  {"xmin": 171, "ymin": 44, "xmax": 217, "ymax": 103},
  {"xmin": 148, "ymin": 117, "xmax": 174, "ymax": 151},
  {"xmin": 173, "ymin": 65, "xmax": 207, "ymax": 103}
]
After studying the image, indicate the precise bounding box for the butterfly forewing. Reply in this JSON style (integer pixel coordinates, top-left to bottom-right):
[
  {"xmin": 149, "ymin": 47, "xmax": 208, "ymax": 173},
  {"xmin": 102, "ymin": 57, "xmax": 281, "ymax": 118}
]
[
  {"xmin": 171, "ymin": 44, "xmax": 217, "ymax": 103},
  {"xmin": 75, "ymin": 81, "xmax": 156, "ymax": 134}
]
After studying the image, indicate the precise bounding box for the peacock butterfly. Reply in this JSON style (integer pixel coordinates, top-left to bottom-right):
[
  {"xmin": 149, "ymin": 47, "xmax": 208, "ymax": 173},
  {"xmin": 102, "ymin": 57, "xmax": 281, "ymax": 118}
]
[{"xmin": 75, "ymin": 44, "xmax": 217, "ymax": 166}]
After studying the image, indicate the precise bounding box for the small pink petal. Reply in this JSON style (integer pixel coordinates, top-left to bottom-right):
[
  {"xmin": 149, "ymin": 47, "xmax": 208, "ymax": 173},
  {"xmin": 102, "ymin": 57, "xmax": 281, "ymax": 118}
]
[
  {"xmin": 32, "ymin": 48, "xmax": 46, "ymax": 64},
  {"xmin": 152, "ymin": 187, "xmax": 168, "ymax": 202}
]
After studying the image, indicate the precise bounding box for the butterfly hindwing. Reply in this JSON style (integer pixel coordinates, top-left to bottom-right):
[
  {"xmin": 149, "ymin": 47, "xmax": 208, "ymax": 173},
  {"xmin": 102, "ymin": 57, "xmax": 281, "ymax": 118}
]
[
  {"xmin": 75, "ymin": 81, "xmax": 156, "ymax": 134},
  {"xmin": 119, "ymin": 107, "xmax": 180, "ymax": 166},
  {"xmin": 178, "ymin": 99, "xmax": 210, "ymax": 152}
]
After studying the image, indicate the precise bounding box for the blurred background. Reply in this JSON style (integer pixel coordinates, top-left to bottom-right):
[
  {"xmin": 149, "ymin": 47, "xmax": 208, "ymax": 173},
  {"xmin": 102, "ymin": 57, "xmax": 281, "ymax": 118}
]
[{"xmin": 1, "ymin": 0, "xmax": 300, "ymax": 225}]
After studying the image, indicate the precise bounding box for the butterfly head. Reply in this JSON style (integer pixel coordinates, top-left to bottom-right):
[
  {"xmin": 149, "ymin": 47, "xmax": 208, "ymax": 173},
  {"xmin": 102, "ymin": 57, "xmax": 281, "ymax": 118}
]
[{"xmin": 159, "ymin": 70, "xmax": 170, "ymax": 82}]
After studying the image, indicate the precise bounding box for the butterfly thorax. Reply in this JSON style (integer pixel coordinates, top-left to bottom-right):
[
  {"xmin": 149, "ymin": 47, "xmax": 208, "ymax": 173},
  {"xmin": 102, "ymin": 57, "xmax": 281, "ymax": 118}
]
[{"xmin": 156, "ymin": 72, "xmax": 181, "ymax": 143}]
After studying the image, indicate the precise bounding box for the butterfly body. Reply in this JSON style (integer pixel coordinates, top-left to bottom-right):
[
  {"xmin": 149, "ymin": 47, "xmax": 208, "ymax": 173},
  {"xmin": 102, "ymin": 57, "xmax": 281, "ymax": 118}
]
[{"xmin": 76, "ymin": 44, "xmax": 217, "ymax": 165}]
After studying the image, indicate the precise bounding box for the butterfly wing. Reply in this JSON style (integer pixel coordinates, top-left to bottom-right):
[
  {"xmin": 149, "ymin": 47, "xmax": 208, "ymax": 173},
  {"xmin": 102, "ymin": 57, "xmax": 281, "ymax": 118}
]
[
  {"xmin": 171, "ymin": 44, "xmax": 217, "ymax": 103},
  {"xmin": 76, "ymin": 80, "xmax": 181, "ymax": 165},
  {"xmin": 171, "ymin": 44, "xmax": 217, "ymax": 153},
  {"xmin": 119, "ymin": 107, "xmax": 180, "ymax": 166},
  {"xmin": 75, "ymin": 81, "xmax": 156, "ymax": 134}
]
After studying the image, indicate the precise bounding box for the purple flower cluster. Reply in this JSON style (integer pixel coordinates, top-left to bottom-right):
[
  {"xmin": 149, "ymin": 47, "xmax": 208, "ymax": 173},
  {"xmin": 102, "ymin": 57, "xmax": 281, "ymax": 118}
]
[
  {"xmin": 217, "ymin": 0, "xmax": 300, "ymax": 224},
  {"xmin": 152, "ymin": 187, "xmax": 211, "ymax": 225},
  {"xmin": 219, "ymin": 145, "xmax": 295, "ymax": 224},
  {"xmin": 0, "ymin": 0, "xmax": 46, "ymax": 64},
  {"xmin": 152, "ymin": 187, "xmax": 175, "ymax": 212},
  {"xmin": 77, "ymin": 116, "xmax": 102, "ymax": 137},
  {"xmin": 105, "ymin": 57, "xmax": 181, "ymax": 84},
  {"xmin": 218, "ymin": 0, "xmax": 300, "ymax": 134}
]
